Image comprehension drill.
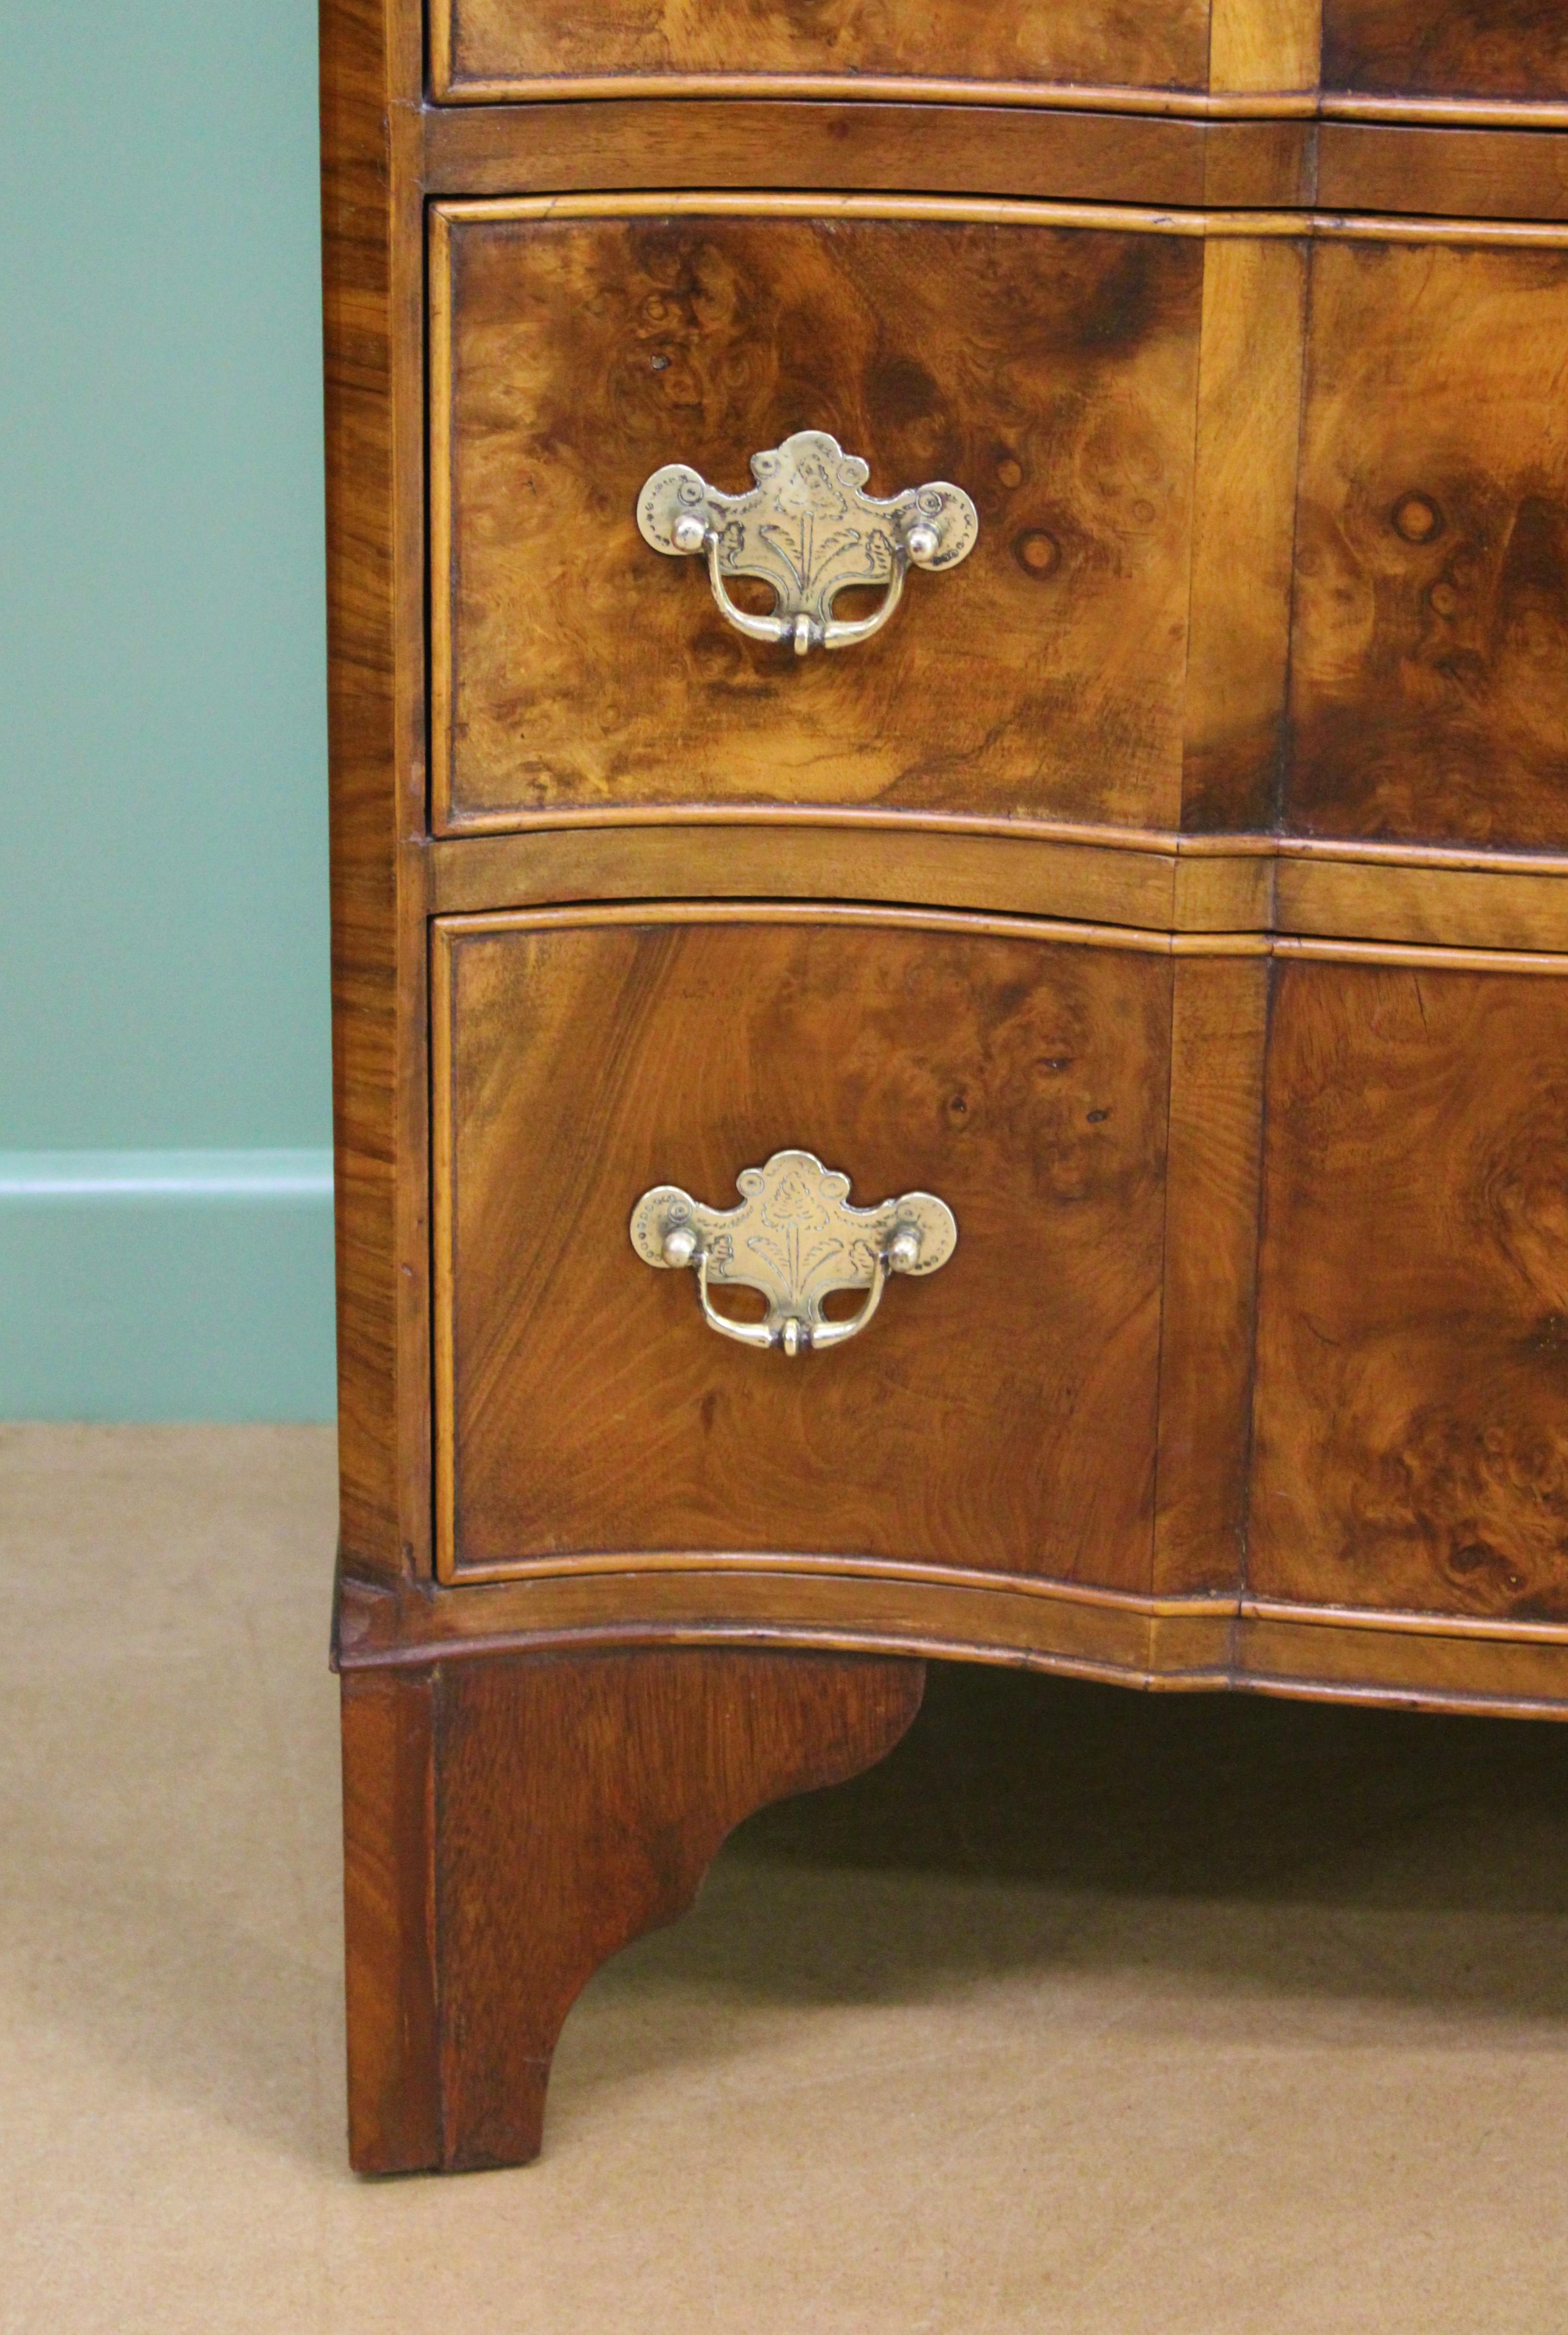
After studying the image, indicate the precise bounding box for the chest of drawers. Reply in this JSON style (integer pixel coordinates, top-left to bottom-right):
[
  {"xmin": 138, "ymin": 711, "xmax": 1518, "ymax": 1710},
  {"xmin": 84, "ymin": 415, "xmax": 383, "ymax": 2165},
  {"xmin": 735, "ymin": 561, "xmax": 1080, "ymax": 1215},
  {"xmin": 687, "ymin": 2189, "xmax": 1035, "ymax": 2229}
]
[{"xmin": 323, "ymin": 0, "xmax": 1568, "ymax": 2172}]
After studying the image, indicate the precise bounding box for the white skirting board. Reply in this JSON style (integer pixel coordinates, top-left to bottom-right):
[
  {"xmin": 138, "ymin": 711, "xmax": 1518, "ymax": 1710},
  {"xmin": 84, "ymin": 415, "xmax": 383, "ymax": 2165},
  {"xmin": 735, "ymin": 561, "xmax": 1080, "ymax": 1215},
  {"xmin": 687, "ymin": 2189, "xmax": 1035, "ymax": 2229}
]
[{"xmin": 0, "ymin": 1152, "xmax": 336, "ymax": 1420}]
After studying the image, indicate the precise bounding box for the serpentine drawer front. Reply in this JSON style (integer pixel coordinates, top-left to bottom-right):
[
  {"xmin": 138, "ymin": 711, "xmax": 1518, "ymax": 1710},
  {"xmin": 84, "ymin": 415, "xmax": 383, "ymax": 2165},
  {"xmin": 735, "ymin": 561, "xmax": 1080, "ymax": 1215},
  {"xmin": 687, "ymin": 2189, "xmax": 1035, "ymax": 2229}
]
[
  {"xmin": 431, "ymin": 0, "xmax": 1299, "ymax": 108},
  {"xmin": 433, "ymin": 908, "xmax": 1568, "ymax": 1625},
  {"xmin": 431, "ymin": 903, "xmax": 1176, "ymax": 1585},
  {"xmin": 431, "ymin": 197, "xmax": 1568, "ymax": 848},
  {"xmin": 431, "ymin": 0, "xmax": 1568, "ymax": 111},
  {"xmin": 430, "ymin": 195, "xmax": 1208, "ymax": 836}
]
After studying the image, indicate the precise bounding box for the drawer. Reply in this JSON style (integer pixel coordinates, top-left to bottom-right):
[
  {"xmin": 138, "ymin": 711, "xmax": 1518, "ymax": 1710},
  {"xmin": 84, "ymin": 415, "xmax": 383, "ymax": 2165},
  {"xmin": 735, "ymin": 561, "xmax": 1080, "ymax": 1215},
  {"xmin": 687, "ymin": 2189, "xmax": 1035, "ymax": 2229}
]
[
  {"xmin": 1251, "ymin": 952, "xmax": 1568, "ymax": 1624},
  {"xmin": 1324, "ymin": 0, "xmax": 1568, "ymax": 105},
  {"xmin": 432, "ymin": 0, "xmax": 1568, "ymax": 112},
  {"xmin": 432, "ymin": 903, "xmax": 1176, "ymax": 1588},
  {"xmin": 433, "ymin": 200, "xmax": 1568, "ymax": 853},
  {"xmin": 431, "ymin": 0, "xmax": 1316, "ymax": 108},
  {"xmin": 430, "ymin": 195, "xmax": 1293, "ymax": 839},
  {"xmin": 1285, "ymin": 235, "xmax": 1568, "ymax": 852}
]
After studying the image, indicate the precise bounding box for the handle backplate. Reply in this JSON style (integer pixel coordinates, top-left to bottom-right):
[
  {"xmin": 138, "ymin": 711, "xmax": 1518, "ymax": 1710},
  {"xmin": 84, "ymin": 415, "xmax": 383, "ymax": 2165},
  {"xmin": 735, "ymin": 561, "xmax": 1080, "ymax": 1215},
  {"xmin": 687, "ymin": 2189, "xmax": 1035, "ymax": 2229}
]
[
  {"xmin": 637, "ymin": 429, "xmax": 978, "ymax": 655},
  {"xmin": 630, "ymin": 1148, "xmax": 957, "ymax": 1357}
]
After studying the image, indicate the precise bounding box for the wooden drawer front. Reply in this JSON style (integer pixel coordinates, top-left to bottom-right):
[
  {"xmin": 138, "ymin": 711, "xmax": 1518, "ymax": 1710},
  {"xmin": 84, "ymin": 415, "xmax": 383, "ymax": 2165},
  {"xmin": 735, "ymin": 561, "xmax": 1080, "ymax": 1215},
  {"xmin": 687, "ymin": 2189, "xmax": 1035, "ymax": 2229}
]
[
  {"xmin": 1285, "ymin": 235, "xmax": 1568, "ymax": 852},
  {"xmin": 1251, "ymin": 954, "xmax": 1568, "ymax": 1625},
  {"xmin": 432, "ymin": 199, "xmax": 1225, "ymax": 840},
  {"xmin": 433, "ymin": 905, "xmax": 1175, "ymax": 1588},
  {"xmin": 1324, "ymin": 0, "xmax": 1568, "ymax": 104},
  {"xmin": 434, "ymin": 0, "xmax": 1568, "ymax": 111},
  {"xmin": 434, "ymin": 201, "xmax": 1568, "ymax": 855},
  {"xmin": 431, "ymin": 0, "xmax": 1317, "ymax": 107}
]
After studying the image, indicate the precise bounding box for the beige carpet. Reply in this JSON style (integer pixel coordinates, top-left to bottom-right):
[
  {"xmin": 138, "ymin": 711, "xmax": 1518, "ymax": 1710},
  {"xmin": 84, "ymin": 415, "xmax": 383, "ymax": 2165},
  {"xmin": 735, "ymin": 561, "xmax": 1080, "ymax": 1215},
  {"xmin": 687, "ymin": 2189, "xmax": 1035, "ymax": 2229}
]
[{"xmin": 4, "ymin": 1425, "xmax": 1568, "ymax": 2333}]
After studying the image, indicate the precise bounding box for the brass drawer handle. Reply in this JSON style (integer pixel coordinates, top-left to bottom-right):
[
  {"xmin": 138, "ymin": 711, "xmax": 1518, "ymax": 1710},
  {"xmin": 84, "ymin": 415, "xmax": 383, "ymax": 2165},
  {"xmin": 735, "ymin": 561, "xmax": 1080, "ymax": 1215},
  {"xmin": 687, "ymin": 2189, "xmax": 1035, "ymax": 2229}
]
[
  {"xmin": 630, "ymin": 1148, "xmax": 957, "ymax": 1358},
  {"xmin": 637, "ymin": 429, "xmax": 979, "ymax": 657}
]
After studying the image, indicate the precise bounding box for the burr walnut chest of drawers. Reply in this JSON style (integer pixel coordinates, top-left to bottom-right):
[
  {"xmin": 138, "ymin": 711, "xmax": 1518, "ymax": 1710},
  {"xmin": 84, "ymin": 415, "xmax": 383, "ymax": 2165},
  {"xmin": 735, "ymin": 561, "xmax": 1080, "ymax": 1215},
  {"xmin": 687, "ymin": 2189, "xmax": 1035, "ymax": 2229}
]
[{"xmin": 322, "ymin": 0, "xmax": 1568, "ymax": 2172}]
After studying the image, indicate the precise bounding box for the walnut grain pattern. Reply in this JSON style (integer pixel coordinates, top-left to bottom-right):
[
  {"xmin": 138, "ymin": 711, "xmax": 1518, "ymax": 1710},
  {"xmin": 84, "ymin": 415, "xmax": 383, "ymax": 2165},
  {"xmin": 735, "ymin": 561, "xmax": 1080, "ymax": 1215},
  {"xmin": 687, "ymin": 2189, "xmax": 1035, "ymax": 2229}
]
[
  {"xmin": 438, "ymin": 912, "xmax": 1171, "ymax": 1590},
  {"xmin": 1252, "ymin": 960, "xmax": 1568, "ymax": 1620},
  {"xmin": 1287, "ymin": 240, "xmax": 1568, "ymax": 850},
  {"xmin": 442, "ymin": 0, "xmax": 1212, "ymax": 98},
  {"xmin": 437, "ymin": 212, "xmax": 1202, "ymax": 835},
  {"xmin": 441, "ymin": 0, "xmax": 1568, "ymax": 108},
  {"xmin": 1324, "ymin": 0, "xmax": 1568, "ymax": 101}
]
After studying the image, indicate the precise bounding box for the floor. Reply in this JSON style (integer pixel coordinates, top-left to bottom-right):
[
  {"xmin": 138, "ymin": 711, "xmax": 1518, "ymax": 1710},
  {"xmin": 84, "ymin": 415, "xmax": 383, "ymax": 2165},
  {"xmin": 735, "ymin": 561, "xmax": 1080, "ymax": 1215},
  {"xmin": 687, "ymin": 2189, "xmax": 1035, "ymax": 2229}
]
[{"xmin": 5, "ymin": 1429, "xmax": 1568, "ymax": 2334}]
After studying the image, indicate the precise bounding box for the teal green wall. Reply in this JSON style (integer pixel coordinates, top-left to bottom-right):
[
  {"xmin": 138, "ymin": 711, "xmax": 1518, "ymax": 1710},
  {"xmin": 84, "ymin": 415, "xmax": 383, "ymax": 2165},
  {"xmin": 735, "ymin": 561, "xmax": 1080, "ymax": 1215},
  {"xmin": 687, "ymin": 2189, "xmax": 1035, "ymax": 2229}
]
[{"xmin": 0, "ymin": 3, "xmax": 335, "ymax": 1418}]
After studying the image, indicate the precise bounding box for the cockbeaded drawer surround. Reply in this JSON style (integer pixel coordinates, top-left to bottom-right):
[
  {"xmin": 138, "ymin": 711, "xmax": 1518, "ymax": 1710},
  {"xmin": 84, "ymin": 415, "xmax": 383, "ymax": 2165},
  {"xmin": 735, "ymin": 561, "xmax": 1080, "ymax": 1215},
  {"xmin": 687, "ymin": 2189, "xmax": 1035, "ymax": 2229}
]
[{"xmin": 323, "ymin": 0, "xmax": 1568, "ymax": 2174}]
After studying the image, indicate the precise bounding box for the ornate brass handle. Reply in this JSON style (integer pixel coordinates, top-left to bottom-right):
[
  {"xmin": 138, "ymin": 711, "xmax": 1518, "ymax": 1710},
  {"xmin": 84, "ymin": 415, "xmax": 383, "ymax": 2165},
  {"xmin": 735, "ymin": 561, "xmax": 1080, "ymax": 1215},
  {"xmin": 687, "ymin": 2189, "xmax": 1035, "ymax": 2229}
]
[
  {"xmin": 629, "ymin": 1148, "xmax": 957, "ymax": 1357},
  {"xmin": 637, "ymin": 429, "xmax": 979, "ymax": 657}
]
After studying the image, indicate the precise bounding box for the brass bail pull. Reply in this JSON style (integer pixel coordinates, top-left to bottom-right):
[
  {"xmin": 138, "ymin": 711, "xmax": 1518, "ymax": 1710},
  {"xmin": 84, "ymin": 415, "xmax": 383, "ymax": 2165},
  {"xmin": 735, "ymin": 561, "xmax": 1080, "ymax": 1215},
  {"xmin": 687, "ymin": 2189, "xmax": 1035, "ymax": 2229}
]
[
  {"xmin": 629, "ymin": 1149, "xmax": 958, "ymax": 1357},
  {"xmin": 637, "ymin": 429, "xmax": 979, "ymax": 655}
]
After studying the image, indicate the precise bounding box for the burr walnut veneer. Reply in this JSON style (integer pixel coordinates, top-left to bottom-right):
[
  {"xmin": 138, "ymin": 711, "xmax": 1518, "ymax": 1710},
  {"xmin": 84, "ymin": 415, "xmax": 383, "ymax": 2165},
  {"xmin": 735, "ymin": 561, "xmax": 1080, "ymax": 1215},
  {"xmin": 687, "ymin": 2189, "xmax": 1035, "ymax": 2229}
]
[{"xmin": 324, "ymin": 0, "xmax": 1568, "ymax": 2173}]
